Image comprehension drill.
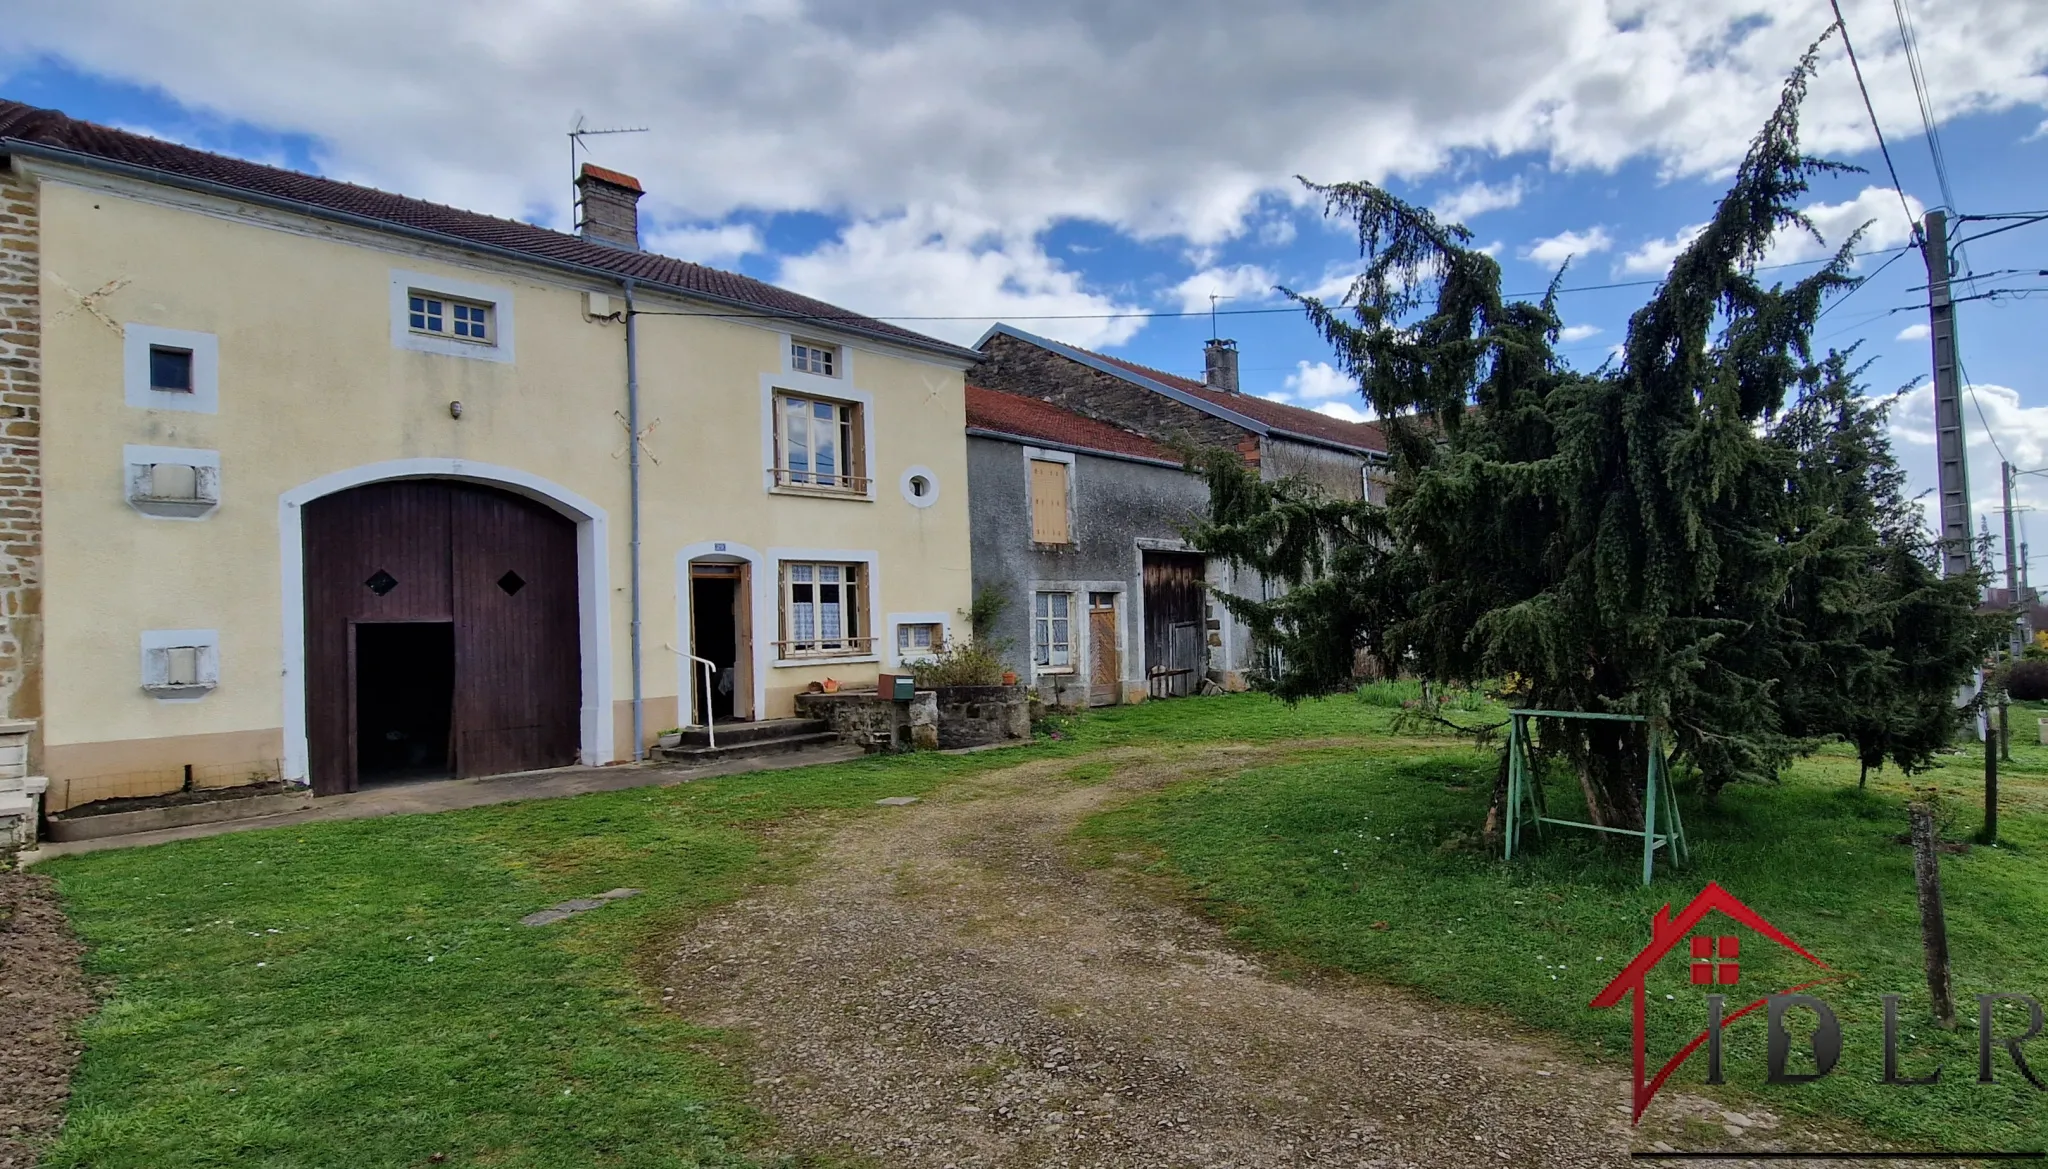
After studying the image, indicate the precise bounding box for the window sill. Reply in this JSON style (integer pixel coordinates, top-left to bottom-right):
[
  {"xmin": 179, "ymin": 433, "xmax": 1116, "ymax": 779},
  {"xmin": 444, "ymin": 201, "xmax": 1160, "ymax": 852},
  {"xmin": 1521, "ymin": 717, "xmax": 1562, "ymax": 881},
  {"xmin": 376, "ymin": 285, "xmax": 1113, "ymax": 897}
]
[
  {"xmin": 768, "ymin": 483, "xmax": 874, "ymax": 502},
  {"xmin": 773, "ymin": 654, "xmax": 881, "ymax": 669},
  {"xmin": 1031, "ymin": 542, "xmax": 1075, "ymax": 551},
  {"xmin": 1033, "ymin": 667, "xmax": 1076, "ymax": 676}
]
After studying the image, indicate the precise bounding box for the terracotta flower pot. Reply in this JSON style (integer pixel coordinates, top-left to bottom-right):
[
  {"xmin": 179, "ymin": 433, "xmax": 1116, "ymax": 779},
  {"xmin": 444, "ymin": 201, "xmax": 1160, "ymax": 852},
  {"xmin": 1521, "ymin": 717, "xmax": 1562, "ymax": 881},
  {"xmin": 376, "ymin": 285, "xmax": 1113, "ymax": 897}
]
[
  {"xmin": 1001, "ymin": 670, "xmax": 1019, "ymax": 686},
  {"xmin": 822, "ymin": 677, "xmax": 841, "ymax": 694}
]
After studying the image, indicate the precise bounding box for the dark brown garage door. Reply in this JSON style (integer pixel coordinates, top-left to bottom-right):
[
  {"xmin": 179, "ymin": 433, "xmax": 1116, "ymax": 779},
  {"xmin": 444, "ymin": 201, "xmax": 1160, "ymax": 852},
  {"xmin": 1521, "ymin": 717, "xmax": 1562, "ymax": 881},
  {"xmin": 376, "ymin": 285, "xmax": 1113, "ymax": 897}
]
[{"xmin": 303, "ymin": 480, "xmax": 580, "ymax": 794}]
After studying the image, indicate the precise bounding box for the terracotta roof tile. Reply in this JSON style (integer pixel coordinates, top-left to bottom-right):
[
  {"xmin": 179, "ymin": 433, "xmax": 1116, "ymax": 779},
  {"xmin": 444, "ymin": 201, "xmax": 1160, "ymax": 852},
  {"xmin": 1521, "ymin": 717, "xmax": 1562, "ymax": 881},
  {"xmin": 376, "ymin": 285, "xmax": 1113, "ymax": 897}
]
[
  {"xmin": 0, "ymin": 99, "xmax": 968, "ymax": 358},
  {"xmin": 1091, "ymin": 351, "xmax": 1385, "ymax": 452},
  {"xmin": 965, "ymin": 385, "xmax": 1181, "ymax": 464}
]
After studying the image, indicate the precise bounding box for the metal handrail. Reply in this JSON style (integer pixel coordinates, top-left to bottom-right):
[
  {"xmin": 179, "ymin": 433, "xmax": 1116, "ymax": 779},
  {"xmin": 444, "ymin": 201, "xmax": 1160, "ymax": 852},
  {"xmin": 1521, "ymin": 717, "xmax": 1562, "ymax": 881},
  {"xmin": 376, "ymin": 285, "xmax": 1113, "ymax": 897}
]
[
  {"xmin": 769, "ymin": 466, "xmax": 872, "ymax": 493},
  {"xmin": 688, "ymin": 654, "xmax": 717, "ymax": 750}
]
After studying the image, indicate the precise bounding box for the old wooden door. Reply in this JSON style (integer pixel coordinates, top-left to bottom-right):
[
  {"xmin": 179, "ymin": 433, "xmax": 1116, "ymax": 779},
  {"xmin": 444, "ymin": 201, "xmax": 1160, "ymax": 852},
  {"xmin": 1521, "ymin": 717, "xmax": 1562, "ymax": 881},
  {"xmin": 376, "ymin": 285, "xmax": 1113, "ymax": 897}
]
[
  {"xmin": 302, "ymin": 480, "xmax": 579, "ymax": 793},
  {"xmin": 1088, "ymin": 592, "xmax": 1119, "ymax": 706},
  {"xmin": 450, "ymin": 486, "xmax": 580, "ymax": 778},
  {"xmin": 1142, "ymin": 552, "xmax": 1206, "ymax": 698}
]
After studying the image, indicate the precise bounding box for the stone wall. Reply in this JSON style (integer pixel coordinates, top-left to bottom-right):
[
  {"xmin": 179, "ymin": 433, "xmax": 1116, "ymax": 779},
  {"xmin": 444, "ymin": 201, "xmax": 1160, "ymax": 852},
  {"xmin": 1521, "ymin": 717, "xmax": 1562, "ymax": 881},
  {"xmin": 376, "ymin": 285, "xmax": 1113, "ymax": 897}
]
[
  {"xmin": 796, "ymin": 689, "xmax": 940, "ymax": 752},
  {"xmin": 0, "ymin": 166, "xmax": 38, "ymax": 773},
  {"xmin": 931, "ymin": 685, "xmax": 1030, "ymax": 749},
  {"xmin": 974, "ymin": 332, "xmax": 1246, "ymax": 454}
]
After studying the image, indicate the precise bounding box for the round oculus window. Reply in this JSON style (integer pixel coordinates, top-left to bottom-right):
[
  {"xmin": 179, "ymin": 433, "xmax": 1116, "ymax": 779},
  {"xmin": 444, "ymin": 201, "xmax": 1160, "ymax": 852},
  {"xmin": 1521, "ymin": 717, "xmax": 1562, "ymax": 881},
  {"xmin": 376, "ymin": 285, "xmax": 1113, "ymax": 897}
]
[{"xmin": 899, "ymin": 465, "xmax": 940, "ymax": 508}]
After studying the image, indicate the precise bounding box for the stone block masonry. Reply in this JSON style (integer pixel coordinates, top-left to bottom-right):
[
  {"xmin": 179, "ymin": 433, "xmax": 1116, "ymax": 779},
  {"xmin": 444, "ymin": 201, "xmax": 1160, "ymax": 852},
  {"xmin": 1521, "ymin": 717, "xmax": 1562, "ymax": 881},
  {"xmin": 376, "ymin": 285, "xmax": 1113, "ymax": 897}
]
[{"xmin": 0, "ymin": 166, "xmax": 40, "ymax": 790}]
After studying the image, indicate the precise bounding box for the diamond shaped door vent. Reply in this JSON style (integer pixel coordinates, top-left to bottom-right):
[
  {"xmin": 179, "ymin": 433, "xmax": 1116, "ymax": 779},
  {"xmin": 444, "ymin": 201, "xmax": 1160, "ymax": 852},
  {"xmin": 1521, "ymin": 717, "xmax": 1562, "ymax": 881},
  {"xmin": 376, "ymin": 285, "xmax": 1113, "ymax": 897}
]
[
  {"xmin": 364, "ymin": 569, "xmax": 398, "ymax": 596},
  {"xmin": 497, "ymin": 570, "xmax": 527, "ymax": 596}
]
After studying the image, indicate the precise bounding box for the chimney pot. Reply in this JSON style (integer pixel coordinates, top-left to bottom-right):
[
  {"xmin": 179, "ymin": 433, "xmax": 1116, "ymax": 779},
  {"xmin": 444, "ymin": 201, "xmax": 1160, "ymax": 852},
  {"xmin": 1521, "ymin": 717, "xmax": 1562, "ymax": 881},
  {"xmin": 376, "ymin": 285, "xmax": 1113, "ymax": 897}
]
[
  {"xmin": 577, "ymin": 163, "xmax": 644, "ymax": 250},
  {"xmin": 1204, "ymin": 337, "xmax": 1240, "ymax": 394}
]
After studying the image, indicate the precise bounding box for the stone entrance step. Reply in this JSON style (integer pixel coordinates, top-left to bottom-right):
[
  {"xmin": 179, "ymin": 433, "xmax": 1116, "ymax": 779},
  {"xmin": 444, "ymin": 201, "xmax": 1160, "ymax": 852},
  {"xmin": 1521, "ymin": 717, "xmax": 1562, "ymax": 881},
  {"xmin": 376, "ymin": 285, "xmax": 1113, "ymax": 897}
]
[{"xmin": 652, "ymin": 718, "xmax": 842, "ymax": 765}]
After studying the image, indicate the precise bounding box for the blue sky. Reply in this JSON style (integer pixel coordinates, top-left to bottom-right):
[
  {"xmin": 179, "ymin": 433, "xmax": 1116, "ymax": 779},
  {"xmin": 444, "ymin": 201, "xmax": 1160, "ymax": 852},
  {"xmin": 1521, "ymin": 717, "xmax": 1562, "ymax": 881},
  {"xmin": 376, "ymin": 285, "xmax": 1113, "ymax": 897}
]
[{"xmin": 7, "ymin": 1, "xmax": 2048, "ymax": 562}]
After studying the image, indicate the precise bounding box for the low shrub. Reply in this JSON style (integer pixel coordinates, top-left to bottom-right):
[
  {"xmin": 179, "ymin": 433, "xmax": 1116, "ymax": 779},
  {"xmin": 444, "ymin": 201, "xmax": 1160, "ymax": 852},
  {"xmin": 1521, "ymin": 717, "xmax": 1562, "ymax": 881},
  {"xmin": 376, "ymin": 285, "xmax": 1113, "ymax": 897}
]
[
  {"xmin": 910, "ymin": 640, "xmax": 1009, "ymax": 688},
  {"xmin": 2007, "ymin": 658, "xmax": 2048, "ymax": 700}
]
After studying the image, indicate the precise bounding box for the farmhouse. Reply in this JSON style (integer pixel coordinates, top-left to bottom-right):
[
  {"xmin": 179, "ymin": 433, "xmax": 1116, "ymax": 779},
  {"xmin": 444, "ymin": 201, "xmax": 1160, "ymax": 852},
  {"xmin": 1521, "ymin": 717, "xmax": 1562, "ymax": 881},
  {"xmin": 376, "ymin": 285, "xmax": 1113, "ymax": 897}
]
[{"xmin": 0, "ymin": 100, "xmax": 979, "ymax": 821}]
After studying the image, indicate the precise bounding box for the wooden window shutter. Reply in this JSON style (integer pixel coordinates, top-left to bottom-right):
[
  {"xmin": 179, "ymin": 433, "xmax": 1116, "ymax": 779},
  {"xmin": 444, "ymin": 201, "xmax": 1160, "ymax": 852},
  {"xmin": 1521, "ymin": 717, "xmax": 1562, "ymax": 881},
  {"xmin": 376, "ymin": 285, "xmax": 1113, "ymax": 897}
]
[{"xmin": 1030, "ymin": 459, "xmax": 1070, "ymax": 544}]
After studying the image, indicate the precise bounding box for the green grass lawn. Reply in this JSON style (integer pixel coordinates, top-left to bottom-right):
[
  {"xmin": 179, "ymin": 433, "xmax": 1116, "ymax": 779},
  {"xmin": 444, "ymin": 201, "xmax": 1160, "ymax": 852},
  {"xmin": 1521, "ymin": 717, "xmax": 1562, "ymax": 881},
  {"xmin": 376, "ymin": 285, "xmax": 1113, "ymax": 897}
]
[
  {"xmin": 1082, "ymin": 700, "xmax": 2048, "ymax": 1151},
  {"xmin": 38, "ymin": 690, "xmax": 2048, "ymax": 1163}
]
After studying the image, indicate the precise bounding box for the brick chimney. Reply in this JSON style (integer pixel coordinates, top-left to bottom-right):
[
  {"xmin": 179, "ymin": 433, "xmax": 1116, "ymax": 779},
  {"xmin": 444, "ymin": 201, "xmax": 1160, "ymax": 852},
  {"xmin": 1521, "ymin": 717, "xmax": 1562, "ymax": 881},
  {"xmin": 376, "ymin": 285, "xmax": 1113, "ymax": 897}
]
[
  {"xmin": 576, "ymin": 163, "xmax": 644, "ymax": 250},
  {"xmin": 1204, "ymin": 338, "xmax": 1240, "ymax": 393}
]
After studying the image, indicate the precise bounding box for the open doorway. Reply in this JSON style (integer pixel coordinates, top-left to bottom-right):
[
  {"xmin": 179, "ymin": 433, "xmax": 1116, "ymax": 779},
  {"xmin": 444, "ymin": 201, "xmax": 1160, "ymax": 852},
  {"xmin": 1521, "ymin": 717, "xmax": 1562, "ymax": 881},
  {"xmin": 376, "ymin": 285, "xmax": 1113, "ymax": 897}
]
[
  {"xmin": 689, "ymin": 562, "xmax": 752, "ymax": 724},
  {"xmin": 353, "ymin": 621, "xmax": 455, "ymax": 782}
]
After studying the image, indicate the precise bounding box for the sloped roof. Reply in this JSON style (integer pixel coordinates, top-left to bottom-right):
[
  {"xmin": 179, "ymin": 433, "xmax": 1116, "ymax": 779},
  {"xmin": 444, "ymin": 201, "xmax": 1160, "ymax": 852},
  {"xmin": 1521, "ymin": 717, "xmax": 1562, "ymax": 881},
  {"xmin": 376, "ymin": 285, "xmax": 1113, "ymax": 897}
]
[
  {"xmin": 965, "ymin": 385, "xmax": 1181, "ymax": 465},
  {"xmin": 0, "ymin": 99, "xmax": 975, "ymax": 361},
  {"xmin": 977, "ymin": 323, "xmax": 1385, "ymax": 455}
]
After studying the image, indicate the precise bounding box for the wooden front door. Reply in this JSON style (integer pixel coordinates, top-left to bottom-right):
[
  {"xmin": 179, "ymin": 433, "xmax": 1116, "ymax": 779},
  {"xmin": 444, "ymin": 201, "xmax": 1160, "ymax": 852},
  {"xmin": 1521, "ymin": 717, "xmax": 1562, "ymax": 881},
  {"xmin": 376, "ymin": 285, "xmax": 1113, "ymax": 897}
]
[
  {"xmin": 1088, "ymin": 592, "xmax": 1119, "ymax": 706},
  {"xmin": 303, "ymin": 480, "xmax": 580, "ymax": 794},
  {"xmin": 1142, "ymin": 552, "xmax": 1207, "ymax": 698}
]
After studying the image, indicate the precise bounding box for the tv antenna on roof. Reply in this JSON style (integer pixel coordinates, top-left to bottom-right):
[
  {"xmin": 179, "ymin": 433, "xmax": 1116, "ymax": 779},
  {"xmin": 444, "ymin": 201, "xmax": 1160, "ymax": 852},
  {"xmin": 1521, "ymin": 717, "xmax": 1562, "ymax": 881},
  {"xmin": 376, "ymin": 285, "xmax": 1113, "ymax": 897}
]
[
  {"xmin": 1209, "ymin": 293, "xmax": 1236, "ymax": 341},
  {"xmin": 569, "ymin": 113, "xmax": 649, "ymax": 231}
]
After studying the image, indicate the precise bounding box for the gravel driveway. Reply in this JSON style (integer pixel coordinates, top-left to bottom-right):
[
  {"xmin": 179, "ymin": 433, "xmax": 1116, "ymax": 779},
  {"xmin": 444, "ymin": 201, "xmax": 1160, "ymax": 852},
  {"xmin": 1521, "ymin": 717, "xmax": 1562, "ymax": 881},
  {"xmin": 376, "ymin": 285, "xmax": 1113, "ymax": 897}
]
[{"xmin": 666, "ymin": 743, "xmax": 1918, "ymax": 1168}]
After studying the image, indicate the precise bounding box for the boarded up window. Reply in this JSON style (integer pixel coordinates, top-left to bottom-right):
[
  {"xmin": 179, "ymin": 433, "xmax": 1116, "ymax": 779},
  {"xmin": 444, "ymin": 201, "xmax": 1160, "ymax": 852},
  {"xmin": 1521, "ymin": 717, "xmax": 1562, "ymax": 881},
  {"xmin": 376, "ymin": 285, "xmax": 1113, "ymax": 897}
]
[{"xmin": 1029, "ymin": 459, "xmax": 1071, "ymax": 544}]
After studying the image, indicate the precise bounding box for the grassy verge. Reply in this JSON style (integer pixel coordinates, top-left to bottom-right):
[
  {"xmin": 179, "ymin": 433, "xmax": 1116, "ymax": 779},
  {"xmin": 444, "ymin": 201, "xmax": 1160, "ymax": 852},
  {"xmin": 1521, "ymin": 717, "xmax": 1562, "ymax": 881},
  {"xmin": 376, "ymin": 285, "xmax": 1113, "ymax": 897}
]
[{"xmin": 1081, "ymin": 732, "xmax": 2048, "ymax": 1151}]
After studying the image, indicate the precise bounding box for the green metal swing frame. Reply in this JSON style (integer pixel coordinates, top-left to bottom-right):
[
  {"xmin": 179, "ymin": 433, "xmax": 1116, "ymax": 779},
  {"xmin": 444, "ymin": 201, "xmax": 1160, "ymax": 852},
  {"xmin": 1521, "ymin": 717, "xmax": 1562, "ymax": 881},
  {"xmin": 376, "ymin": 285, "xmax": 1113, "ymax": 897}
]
[{"xmin": 1502, "ymin": 709, "xmax": 1689, "ymax": 886}]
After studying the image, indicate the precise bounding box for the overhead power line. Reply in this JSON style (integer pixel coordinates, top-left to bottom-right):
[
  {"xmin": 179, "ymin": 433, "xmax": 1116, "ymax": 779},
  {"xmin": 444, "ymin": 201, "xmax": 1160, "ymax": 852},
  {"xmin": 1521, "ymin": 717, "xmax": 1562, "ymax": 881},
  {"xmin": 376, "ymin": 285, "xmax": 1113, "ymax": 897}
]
[{"xmin": 1828, "ymin": 0, "xmax": 1923, "ymax": 240}]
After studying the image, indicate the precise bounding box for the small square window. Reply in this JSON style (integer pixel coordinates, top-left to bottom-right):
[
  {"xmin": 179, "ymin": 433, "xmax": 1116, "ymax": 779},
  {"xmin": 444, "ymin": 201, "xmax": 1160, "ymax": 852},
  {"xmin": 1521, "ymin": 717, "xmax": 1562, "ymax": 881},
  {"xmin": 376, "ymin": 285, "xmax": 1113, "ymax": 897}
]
[
  {"xmin": 897, "ymin": 623, "xmax": 943, "ymax": 653},
  {"xmin": 791, "ymin": 340, "xmax": 838, "ymax": 376},
  {"xmin": 149, "ymin": 346, "xmax": 194, "ymax": 393}
]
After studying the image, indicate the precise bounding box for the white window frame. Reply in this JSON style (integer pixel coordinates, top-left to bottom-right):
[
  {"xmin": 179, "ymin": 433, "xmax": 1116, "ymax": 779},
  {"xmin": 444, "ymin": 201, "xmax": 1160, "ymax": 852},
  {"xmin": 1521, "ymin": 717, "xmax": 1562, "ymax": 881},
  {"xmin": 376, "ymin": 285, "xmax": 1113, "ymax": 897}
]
[
  {"xmin": 772, "ymin": 390, "xmax": 867, "ymax": 494},
  {"xmin": 899, "ymin": 464, "xmax": 940, "ymax": 509},
  {"xmin": 778, "ymin": 560, "xmax": 871, "ymax": 661},
  {"xmin": 1033, "ymin": 591, "xmax": 1075, "ymax": 673},
  {"xmin": 123, "ymin": 324, "xmax": 219, "ymax": 414},
  {"xmin": 407, "ymin": 290, "xmax": 495, "ymax": 344},
  {"xmin": 123, "ymin": 444, "xmax": 221, "ymax": 520},
  {"xmin": 389, "ymin": 269, "xmax": 515, "ymax": 363},
  {"xmin": 887, "ymin": 610, "xmax": 953, "ymax": 667},
  {"xmin": 140, "ymin": 628, "xmax": 220, "ymax": 701},
  {"xmin": 790, "ymin": 339, "xmax": 840, "ymax": 377}
]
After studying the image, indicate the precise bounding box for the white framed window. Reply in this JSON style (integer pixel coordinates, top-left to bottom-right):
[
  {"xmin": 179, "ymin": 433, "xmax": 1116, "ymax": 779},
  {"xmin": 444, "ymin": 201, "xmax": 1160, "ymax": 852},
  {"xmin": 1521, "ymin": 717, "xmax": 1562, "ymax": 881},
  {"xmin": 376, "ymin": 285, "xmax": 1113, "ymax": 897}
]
[
  {"xmin": 779, "ymin": 561, "xmax": 871, "ymax": 658},
  {"xmin": 774, "ymin": 392, "xmax": 867, "ymax": 493},
  {"xmin": 124, "ymin": 444, "xmax": 222, "ymax": 520},
  {"xmin": 1034, "ymin": 592, "xmax": 1073, "ymax": 671},
  {"xmin": 389, "ymin": 269, "xmax": 515, "ymax": 363},
  {"xmin": 409, "ymin": 292, "xmax": 494, "ymax": 344},
  {"xmin": 123, "ymin": 324, "xmax": 219, "ymax": 414},
  {"xmin": 897, "ymin": 622, "xmax": 943, "ymax": 654},
  {"xmin": 791, "ymin": 340, "xmax": 838, "ymax": 376},
  {"xmin": 140, "ymin": 629, "xmax": 220, "ymax": 700}
]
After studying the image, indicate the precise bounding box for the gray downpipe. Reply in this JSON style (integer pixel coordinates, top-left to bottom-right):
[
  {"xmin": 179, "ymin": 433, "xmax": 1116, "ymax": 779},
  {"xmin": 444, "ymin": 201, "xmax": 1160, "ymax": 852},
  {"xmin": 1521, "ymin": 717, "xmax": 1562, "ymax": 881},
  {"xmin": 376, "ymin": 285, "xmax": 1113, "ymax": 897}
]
[{"xmin": 625, "ymin": 279, "xmax": 644, "ymax": 761}]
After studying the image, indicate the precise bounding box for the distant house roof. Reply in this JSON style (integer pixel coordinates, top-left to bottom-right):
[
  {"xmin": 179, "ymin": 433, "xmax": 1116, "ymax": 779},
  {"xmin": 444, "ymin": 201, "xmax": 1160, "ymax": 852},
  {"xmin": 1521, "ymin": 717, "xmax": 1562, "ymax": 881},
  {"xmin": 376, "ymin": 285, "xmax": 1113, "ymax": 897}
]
[
  {"xmin": 0, "ymin": 99, "xmax": 976, "ymax": 362},
  {"xmin": 965, "ymin": 385, "xmax": 1183, "ymax": 467},
  {"xmin": 975, "ymin": 323, "xmax": 1385, "ymax": 456}
]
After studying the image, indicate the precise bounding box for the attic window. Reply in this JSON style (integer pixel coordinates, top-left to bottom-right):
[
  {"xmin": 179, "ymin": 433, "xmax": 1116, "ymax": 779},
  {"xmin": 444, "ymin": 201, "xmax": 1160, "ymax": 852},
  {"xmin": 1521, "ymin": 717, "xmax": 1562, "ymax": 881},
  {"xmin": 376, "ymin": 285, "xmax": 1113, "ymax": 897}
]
[
  {"xmin": 791, "ymin": 340, "xmax": 837, "ymax": 376},
  {"xmin": 409, "ymin": 292, "xmax": 493, "ymax": 344}
]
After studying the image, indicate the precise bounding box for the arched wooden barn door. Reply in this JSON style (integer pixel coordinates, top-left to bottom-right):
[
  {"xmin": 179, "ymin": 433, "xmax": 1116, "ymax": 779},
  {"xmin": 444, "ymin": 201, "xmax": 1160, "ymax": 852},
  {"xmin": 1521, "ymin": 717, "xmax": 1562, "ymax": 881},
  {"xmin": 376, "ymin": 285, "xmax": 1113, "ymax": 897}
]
[{"xmin": 302, "ymin": 479, "xmax": 580, "ymax": 794}]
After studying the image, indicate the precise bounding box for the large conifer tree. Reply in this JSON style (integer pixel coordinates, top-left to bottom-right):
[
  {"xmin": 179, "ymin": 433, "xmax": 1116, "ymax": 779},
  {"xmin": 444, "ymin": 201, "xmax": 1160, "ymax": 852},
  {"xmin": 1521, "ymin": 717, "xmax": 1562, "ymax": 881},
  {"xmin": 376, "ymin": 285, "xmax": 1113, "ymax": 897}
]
[{"xmin": 1192, "ymin": 45, "xmax": 1996, "ymax": 829}]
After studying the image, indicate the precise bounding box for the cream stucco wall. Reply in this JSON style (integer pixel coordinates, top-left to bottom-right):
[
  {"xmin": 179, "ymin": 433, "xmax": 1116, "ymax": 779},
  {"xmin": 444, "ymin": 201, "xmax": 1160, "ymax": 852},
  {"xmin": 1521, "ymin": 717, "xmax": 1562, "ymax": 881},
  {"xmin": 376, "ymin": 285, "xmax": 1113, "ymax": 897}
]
[{"xmin": 31, "ymin": 166, "xmax": 971, "ymax": 808}]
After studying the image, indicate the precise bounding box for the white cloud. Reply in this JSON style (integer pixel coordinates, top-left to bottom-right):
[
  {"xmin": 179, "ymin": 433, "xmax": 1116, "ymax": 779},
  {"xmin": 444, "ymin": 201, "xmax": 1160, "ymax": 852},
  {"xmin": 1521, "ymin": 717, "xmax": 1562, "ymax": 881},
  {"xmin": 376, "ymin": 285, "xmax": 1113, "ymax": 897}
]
[
  {"xmin": 8, "ymin": 1, "xmax": 2045, "ymax": 259},
  {"xmin": 1315, "ymin": 401, "xmax": 1377, "ymax": 423},
  {"xmin": 1169, "ymin": 264, "xmax": 1279, "ymax": 316},
  {"xmin": 642, "ymin": 222, "xmax": 762, "ymax": 266},
  {"xmin": 1619, "ymin": 223, "xmax": 1708, "ymax": 276},
  {"xmin": 1557, "ymin": 323, "xmax": 1602, "ymax": 343},
  {"xmin": 1890, "ymin": 381, "xmax": 2048, "ymax": 539},
  {"xmin": 1430, "ymin": 177, "xmax": 1524, "ymax": 223},
  {"xmin": 1896, "ymin": 322, "xmax": 1931, "ymax": 343},
  {"xmin": 1282, "ymin": 360, "xmax": 1358, "ymax": 400},
  {"xmin": 774, "ymin": 208, "xmax": 1142, "ymax": 349},
  {"xmin": 1761, "ymin": 186, "xmax": 1926, "ymax": 268},
  {"xmin": 1523, "ymin": 226, "xmax": 1612, "ymax": 267}
]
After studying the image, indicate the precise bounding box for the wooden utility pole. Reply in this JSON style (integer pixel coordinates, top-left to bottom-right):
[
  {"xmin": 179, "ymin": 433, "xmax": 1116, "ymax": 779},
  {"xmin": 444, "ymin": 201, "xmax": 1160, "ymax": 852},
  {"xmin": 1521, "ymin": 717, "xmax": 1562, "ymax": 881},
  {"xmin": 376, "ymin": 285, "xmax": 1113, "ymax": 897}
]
[
  {"xmin": 1926, "ymin": 211, "xmax": 1973, "ymax": 580},
  {"xmin": 1909, "ymin": 801, "xmax": 1956, "ymax": 1027}
]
